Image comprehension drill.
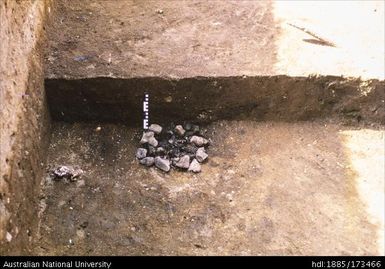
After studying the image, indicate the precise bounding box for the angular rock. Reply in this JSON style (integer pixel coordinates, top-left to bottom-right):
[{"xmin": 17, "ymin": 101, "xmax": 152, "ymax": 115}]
[
  {"xmin": 148, "ymin": 136, "xmax": 158, "ymax": 147},
  {"xmin": 190, "ymin": 135, "xmax": 209, "ymax": 147},
  {"xmin": 53, "ymin": 166, "xmax": 72, "ymax": 179},
  {"xmin": 140, "ymin": 157, "xmax": 154, "ymax": 167},
  {"xmin": 5, "ymin": 232, "xmax": 12, "ymax": 242},
  {"xmin": 175, "ymin": 155, "xmax": 190, "ymax": 169},
  {"xmin": 156, "ymin": 147, "xmax": 165, "ymax": 154},
  {"xmin": 52, "ymin": 166, "xmax": 83, "ymax": 181},
  {"xmin": 188, "ymin": 159, "xmax": 201, "ymax": 173},
  {"xmin": 155, "ymin": 157, "xmax": 171, "ymax": 172},
  {"xmin": 71, "ymin": 168, "xmax": 84, "ymax": 181},
  {"xmin": 149, "ymin": 124, "xmax": 162, "ymax": 134},
  {"xmin": 196, "ymin": 147, "xmax": 208, "ymax": 162},
  {"xmin": 136, "ymin": 148, "xmax": 147, "ymax": 159},
  {"xmin": 174, "ymin": 125, "xmax": 186, "ymax": 136},
  {"xmin": 140, "ymin": 131, "xmax": 155, "ymax": 144}
]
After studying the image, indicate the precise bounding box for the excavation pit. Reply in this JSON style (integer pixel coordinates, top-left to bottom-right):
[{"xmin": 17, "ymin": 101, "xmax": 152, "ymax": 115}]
[
  {"xmin": 33, "ymin": 75, "xmax": 385, "ymax": 255},
  {"xmin": 1, "ymin": 0, "xmax": 384, "ymax": 256}
]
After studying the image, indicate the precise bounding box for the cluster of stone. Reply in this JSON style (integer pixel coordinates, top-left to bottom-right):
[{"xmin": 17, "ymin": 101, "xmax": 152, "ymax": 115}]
[{"xmin": 136, "ymin": 123, "xmax": 209, "ymax": 173}]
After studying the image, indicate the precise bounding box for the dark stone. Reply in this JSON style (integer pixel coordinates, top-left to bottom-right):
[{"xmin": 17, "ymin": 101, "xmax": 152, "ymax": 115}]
[
  {"xmin": 184, "ymin": 131, "xmax": 194, "ymax": 137},
  {"xmin": 147, "ymin": 145, "xmax": 156, "ymax": 156},
  {"xmin": 191, "ymin": 125, "xmax": 200, "ymax": 134},
  {"xmin": 184, "ymin": 123, "xmax": 192, "ymax": 131},
  {"xmin": 182, "ymin": 144, "xmax": 198, "ymax": 154},
  {"xmin": 168, "ymin": 147, "xmax": 181, "ymax": 158}
]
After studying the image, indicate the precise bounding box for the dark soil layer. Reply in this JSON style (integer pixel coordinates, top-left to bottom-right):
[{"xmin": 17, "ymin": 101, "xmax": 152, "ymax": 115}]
[{"xmin": 46, "ymin": 76, "xmax": 384, "ymax": 126}]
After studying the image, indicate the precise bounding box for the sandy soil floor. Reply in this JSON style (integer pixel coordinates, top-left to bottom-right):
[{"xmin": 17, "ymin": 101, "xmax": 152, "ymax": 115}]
[
  {"xmin": 34, "ymin": 120, "xmax": 384, "ymax": 255},
  {"xmin": 46, "ymin": 0, "xmax": 384, "ymax": 79}
]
